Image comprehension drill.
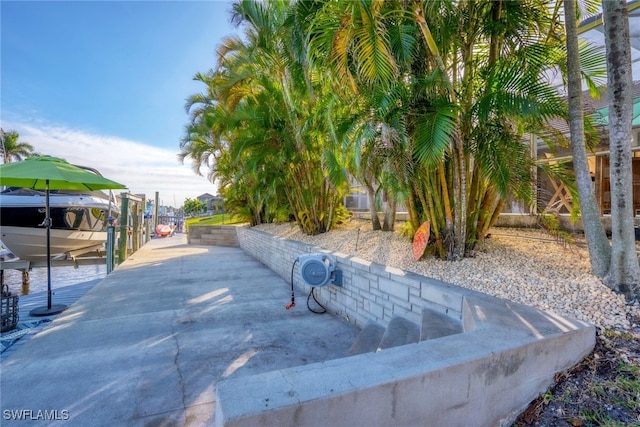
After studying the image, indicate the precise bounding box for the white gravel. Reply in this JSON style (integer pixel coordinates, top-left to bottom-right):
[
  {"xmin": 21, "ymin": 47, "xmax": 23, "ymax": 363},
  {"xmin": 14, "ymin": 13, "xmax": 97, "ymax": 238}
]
[{"xmin": 254, "ymin": 219, "xmax": 640, "ymax": 331}]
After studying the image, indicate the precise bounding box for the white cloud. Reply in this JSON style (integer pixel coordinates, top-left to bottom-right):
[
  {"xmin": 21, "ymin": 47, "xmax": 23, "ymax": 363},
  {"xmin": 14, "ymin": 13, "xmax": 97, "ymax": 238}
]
[{"xmin": 4, "ymin": 121, "xmax": 217, "ymax": 207}]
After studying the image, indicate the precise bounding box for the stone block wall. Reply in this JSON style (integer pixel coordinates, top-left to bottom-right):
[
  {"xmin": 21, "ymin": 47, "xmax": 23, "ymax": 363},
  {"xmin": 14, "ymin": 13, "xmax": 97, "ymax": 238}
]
[
  {"xmin": 188, "ymin": 225, "xmax": 239, "ymax": 247},
  {"xmin": 236, "ymin": 227, "xmax": 468, "ymax": 330},
  {"xmin": 221, "ymin": 226, "xmax": 596, "ymax": 427}
]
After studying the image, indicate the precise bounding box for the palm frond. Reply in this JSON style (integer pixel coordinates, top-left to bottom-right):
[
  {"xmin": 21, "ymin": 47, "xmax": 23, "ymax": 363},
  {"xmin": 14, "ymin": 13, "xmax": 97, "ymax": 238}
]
[
  {"xmin": 413, "ymin": 102, "xmax": 458, "ymax": 166},
  {"xmin": 577, "ymin": 39, "xmax": 607, "ymax": 97}
]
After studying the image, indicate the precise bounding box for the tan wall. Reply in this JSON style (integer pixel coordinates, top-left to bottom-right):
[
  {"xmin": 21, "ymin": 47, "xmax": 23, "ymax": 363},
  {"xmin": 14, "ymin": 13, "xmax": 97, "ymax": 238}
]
[{"xmin": 187, "ymin": 225, "xmax": 239, "ymax": 247}]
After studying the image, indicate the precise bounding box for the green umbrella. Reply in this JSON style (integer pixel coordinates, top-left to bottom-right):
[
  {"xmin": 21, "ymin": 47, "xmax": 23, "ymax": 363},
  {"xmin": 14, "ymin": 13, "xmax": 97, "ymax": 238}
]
[{"xmin": 0, "ymin": 156, "xmax": 127, "ymax": 316}]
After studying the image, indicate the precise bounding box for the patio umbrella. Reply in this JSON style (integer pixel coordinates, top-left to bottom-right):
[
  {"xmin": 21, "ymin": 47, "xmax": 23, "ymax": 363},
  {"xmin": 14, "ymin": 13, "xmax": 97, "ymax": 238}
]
[{"xmin": 0, "ymin": 156, "xmax": 127, "ymax": 316}]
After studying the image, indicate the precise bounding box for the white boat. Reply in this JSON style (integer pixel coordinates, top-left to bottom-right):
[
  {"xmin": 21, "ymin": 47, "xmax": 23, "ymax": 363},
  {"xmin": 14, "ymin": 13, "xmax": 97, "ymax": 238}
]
[
  {"xmin": 0, "ymin": 239, "xmax": 17, "ymax": 261},
  {"xmin": 0, "ymin": 187, "xmax": 118, "ymax": 262}
]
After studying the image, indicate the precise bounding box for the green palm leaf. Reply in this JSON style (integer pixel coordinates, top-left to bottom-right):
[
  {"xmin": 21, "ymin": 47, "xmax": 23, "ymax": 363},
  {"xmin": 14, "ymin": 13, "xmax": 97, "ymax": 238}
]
[{"xmin": 413, "ymin": 102, "xmax": 458, "ymax": 166}]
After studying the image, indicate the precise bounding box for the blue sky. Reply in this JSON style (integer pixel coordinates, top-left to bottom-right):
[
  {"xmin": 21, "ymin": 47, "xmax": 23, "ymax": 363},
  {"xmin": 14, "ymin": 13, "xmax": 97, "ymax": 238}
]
[{"xmin": 1, "ymin": 0, "xmax": 238, "ymax": 207}]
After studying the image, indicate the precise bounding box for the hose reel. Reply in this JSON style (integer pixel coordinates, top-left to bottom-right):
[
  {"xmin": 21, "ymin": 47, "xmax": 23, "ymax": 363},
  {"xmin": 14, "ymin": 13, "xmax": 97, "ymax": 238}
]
[
  {"xmin": 285, "ymin": 254, "xmax": 342, "ymax": 312},
  {"xmin": 298, "ymin": 254, "xmax": 338, "ymax": 287}
]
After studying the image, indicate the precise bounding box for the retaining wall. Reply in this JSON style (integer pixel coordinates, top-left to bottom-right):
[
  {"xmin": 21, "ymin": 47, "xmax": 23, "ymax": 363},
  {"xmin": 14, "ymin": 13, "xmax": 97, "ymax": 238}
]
[
  {"xmin": 236, "ymin": 227, "xmax": 469, "ymax": 331},
  {"xmin": 213, "ymin": 226, "xmax": 596, "ymax": 427},
  {"xmin": 187, "ymin": 225, "xmax": 239, "ymax": 247}
]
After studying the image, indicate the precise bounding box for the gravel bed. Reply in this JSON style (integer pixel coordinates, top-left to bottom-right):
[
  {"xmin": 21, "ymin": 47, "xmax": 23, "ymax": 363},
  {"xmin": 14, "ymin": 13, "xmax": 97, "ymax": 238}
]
[{"xmin": 254, "ymin": 220, "xmax": 640, "ymax": 331}]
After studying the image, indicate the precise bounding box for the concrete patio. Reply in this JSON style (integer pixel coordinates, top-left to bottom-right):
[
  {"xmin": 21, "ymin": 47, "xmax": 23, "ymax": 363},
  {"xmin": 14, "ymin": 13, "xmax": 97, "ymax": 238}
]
[
  {"xmin": 0, "ymin": 234, "xmax": 360, "ymax": 426},
  {"xmin": 0, "ymin": 230, "xmax": 595, "ymax": 426}
]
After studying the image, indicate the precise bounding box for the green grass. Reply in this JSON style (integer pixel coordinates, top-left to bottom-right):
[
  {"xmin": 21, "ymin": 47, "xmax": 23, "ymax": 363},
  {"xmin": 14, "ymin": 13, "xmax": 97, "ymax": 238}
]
[
  {"xmin": 602, "ymin": 329, "xmax": 637, "ymax": 340},
  {"xmin": 185, "ymin": 213, "xmax": 246, "ymax": 228},
  {"xmin": 610, "ymin": 363, "xmax": 640, "ymax": 411},
  {"xmin": 580, "ymin": 359, "xmax": 640, "ymax": 425},
  {"xmin": 578, "ymin": 409, "xmax": 631, "ymax": 427}
]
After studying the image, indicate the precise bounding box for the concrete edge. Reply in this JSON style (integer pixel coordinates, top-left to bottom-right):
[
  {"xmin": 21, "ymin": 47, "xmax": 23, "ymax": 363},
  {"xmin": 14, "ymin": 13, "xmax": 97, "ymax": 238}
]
[{"xmin": 214, "ymin": 227, "xmax": 597, "ymax": 427}]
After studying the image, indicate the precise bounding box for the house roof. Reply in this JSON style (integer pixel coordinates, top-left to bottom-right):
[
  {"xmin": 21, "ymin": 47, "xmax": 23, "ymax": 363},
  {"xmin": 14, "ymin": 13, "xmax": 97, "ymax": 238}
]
[
  {"xmin": 537, "ymin": 81, "xmax": 640, "ymax": 157},
  {"xmin": 196, "ymin": 193, "xmax": 216, "ymax": 200},
  {"xmin": 583, "ymin": 80, "xmax": 640, "ymax": 112},
  {"xmin": 533, "ymin": 3, "xmax": 640, "ymax": 149},
  {"xmin": 594, "ymin": 96, "xmax": 640, "ymax": 127},
  {"xmin": 539, "ymin": 81, "xmax": 639, "ymax": 145},
  {"xmin": 577, "ymin": 0, "xmax": 640, "ymax": 83}
]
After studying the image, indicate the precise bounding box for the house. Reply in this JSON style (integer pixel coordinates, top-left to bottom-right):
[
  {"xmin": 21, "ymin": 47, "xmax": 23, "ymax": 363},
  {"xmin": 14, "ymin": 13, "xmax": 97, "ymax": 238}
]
[
  {"xmin": 197, "ymin": 193, "xmax": 224, "ymax": 213},
  {"xmin": 503, "ymin": 81, "xmax": 640, "ymax": 217},
  {"xmin": 524, "ymin": 2, "xmax": 640, "ymax": 221}
]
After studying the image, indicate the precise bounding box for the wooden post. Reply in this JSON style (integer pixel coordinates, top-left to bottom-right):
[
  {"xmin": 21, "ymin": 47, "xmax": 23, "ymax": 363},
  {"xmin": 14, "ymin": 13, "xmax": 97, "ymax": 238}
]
[
  {"xmin": 145, "ymin": 213, "xmax": 151, "ymax": 243},
  {"xmin": 530, "ymin": 133, "xmax": 538, "ymax": 214},
  {"xmin": 21, "ymin": 269, "xmax": 30, "ymax": 295},
  {"xmin": 106, "ymin": 225, "xmax": 115, "ymax": 274},
  {"xmin": 118, "ymin": 194, "xmax": 130, "ymax": 264},
  {"xmin": 132, "ymin": 200, "xmax": 140, "ymax": 253},
  {"xmin": 138, "ymin": 195, "xmax": 146, "ymax": 246},
  {"xmin": 154, "ymin": 192, "xmax": 160, "ymax": 230}
]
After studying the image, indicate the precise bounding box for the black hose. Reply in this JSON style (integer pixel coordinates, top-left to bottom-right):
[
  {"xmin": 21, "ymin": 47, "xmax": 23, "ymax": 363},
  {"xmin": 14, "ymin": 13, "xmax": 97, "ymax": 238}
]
[
  {"xmin": 307, "ymin": 287, "xmax": 327, "ymax": 314},
  {"xmin": 286, "ymin": 258, "xmax": 327, "ymax": 314},
  {"xmin": 285, "ymin": 259, "xmax": 297, "ymax": 310}
]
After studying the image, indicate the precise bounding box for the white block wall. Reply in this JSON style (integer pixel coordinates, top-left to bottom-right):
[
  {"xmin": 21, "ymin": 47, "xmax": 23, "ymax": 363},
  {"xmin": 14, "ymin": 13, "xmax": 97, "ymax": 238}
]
[
  {"xmin": 221, "ymin": 227, "xmax": 595, "ymax": 427},
  {"xmin": 236, "ymin": 227, "xmax": 468, "ymax": 330}
]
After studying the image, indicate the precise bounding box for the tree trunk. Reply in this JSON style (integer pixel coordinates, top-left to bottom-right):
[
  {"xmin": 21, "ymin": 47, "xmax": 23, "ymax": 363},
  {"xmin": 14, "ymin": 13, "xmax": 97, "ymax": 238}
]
[
  {"xmin": 364, "ymin": 181, "xmax": 382, "ymax": 230},
  {"xmin": 452, "ymin": 137, "xmax": 467, "ymax": 260},
  {"xmin": 602, "ymin": 0, "xmax": 640, "ymax": 300},
  {"xmin": 382, "ymin": 191, "xmax": 396, "ymax": 231},
  {"xmin": 563, "ymin": 0, "xmax": 611, "ymax": 278},
  {"xmin": 437, "ymin": 160, "xmax": 454, "ymax": 253},
  {"xmin": 405, "ymin": 189, "xmax": 421, "ymax": 231}
]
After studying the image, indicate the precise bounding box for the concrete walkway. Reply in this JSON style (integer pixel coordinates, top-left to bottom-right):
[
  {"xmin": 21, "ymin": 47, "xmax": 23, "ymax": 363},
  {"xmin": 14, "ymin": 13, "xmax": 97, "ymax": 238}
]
[{"xmin": 0, "ymin": 234, "xmax": 359, "ymax": 426}]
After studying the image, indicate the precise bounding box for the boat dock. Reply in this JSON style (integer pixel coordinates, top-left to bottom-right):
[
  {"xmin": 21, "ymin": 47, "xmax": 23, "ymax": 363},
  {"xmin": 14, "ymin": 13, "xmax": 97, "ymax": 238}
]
[
  {"xmin": 0, "ymin": 256, "xmax": 109, "ymax": 272},
  {"xmin": 0, "ymin": 233, "xmax": 359, "ymax": 426},
  {"xmin": 0, "ymin": 279, "xmax": 100, "ymax": 360}
]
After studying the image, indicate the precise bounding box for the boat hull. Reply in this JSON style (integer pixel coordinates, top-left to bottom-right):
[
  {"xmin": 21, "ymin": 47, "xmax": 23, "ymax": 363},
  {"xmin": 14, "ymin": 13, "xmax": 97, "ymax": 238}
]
[
  {"xmin": 155, "ymin": 224, "xmax": 174, "ymax": 237},
  {"xmin": 0, "ymin": 226, "xmax": 108, "ymax": 261},
  {"xmin": 0, "ymin": 189, "xmax": 118, "ymax": 261}
]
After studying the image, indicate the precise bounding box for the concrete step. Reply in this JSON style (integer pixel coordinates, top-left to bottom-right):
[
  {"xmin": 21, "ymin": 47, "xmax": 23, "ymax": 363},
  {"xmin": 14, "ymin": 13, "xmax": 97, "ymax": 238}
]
[
  {"xmin": 349, "ymin": 309, "xmax": 459, "ymax": 357},
  {"xmin": 378, "ymin": 316, "xmax": 420, "ymax": 350},
  {"xmin": 347, "ymin": 320, "xmax": 386, "ymax": 356},
  {"xmin": 421, "ymin": 307, "xmax": 463, "ymax": 341}
]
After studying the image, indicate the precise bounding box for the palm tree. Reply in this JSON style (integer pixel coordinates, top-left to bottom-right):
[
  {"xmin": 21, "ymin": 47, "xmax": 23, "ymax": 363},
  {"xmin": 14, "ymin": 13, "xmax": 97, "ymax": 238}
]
[
  {"xmin": 182, "ymin": 0, "xmax": 347, "ymax": 234},
  {"xmin": 226, "ymin": 0, "xmax": 332, "ymax": 233},
  {"xmin": 179, "ymin": 74, "xmax": 230, "ymax": 183},
  {"xmin": 602, "ymin": 0, "xmax": 640, "ymax": 300},
  {"xmin": 182, "ymin": 0, "xmax": 611, "ymax": 265},
  {"xmin": 306, "ymin": 0, "xmax": 572, "ymax": 259},
  {"xmin": 337, "ymin": 86, "xmax": 410, "ymax": 232},
  {"xmin": 0, "ymin": 129, "xmax": 35, "ymax": 163},
  {"xmin": 563, "ymin": 0, "xmax": 610, "ymax": 278}
]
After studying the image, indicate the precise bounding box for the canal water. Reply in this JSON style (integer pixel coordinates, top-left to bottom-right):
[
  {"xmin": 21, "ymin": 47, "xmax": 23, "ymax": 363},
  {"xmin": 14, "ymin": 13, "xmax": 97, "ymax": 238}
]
[{"xmin": 1, "ymin": 264, "xmax": 106, "ymax": 296}]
